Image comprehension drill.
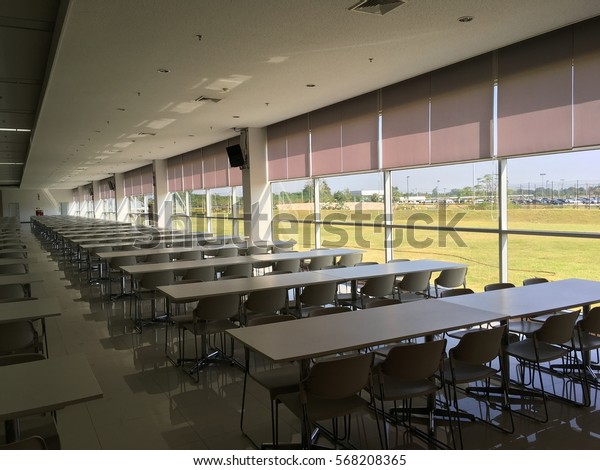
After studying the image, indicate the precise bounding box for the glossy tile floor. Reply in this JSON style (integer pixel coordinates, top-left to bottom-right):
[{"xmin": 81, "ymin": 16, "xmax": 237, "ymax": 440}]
[{"xmin": 16, "ymin": 225, "xmax": 600, "ymax": 450}]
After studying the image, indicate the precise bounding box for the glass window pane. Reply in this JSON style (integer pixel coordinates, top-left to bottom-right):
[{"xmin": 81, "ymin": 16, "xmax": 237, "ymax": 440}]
[
  {"xmin": 391, "ymin": 161, "xmax": 500, "ymax": 229},
  {"xmin": 508, "ymin": 234, "xmax": 600, "ymax": 285},
  {"xmin": 272, "ymin": 179, "xmax": 314, "ymax": 250},
  {"xmin": 507, "ymin": 150, "xmax": 600, "ymax": 231}
]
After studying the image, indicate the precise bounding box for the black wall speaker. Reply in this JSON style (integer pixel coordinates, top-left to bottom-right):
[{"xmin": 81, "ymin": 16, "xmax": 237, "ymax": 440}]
[
  {"xmin": 226, "ymin": 144, "xmax": 245, "ymax": 168},
  {"xmin": 107, "ymin": 180, "xmax": 116, "ymax": 191}
]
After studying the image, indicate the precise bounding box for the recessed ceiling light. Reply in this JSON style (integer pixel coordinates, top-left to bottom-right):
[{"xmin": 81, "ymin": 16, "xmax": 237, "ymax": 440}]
[
  {"xmin": 157, "ymin": 68, "xmax": 170, "ymax": 73},
  {"xmin": 117, "ymin": 108, "xmax": 126, "ymax": 111},
  {"xmin": 458, "ymin": 16, "xmax": 473, "ymax": 22},
  {"xmin": 233, "ymin": 116, "xmax": 240, "ymax": 119},
  {"xmin": 306, "ymin": 84, "xmax": 316, "ymax": 88}
]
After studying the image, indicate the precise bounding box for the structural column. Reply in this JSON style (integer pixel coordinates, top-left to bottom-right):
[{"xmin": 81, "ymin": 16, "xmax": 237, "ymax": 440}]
[{"xmin": 242, "ymin": 128, "xmax": 272, "ymax": 242}]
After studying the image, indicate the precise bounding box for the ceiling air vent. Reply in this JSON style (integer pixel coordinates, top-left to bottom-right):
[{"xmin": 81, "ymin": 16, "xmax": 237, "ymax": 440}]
[
  {"xmin": 349, "ymin": 0, "xmax": 405, "ymax": 15},
  {"xmin": 194, "ymin": 96, "xmax": 222, "ymax": 103}
]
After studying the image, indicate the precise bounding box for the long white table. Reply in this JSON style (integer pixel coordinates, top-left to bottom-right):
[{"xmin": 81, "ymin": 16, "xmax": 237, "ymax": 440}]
[
  {"xmin": 0, "ymin": 298, "xmax": 62, "ymax": 356},
  {"xmin": 228, "ymin": 299, "xmax": 506, "ymax": 363},
  {"xmin": 0, "ymin": 353, "xmax": 103, "ymax": 442}
]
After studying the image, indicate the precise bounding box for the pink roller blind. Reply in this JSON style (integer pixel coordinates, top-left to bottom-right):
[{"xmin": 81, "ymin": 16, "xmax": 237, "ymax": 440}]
[
  {"xmin": 341, "ymin": 91, "xmax": 379, "ymax": 173},
  {"xmin": 203, "ymin": 141, "xmax": 229, "ymax": 189},
  {"xmin": 267, "ymin": 121, "xmax": 287, "ymax": 180},
  {"xmin": 140, "ymin": 164, "xmax": 153, "ymax": 195},
  {"xmin": 497, "ymin": 28, "xmax": 573, "ymax": 157},
  {"xmin": 310, "ymin": 104, "xmax": 342, "ymax": 176},
  {"xmin": 182, "ymin": 152, "xmax": 196, "ymax": 191},
  {"xmin": 123, "ymin": 168, "xmax": 142, "ymax": 196},
  {"xmin": 167, "ymin": 156, "xmax": 183, "ymax": 192},
  {"xmin": 431, "ymin": 54, "xmax": 494, "ymax": 164},
  {"xmin": 574, "ymin": 17, "xmax": 600, "ymax": 148},
  {"xmin": 228, "ymin": 137, "xmax": 242, "ymax": 187},
  {"xmin": 98, "ymin": 178, "xmax": 114, "ymax": 199},
  {"xmin": 267, "ymin": 115, "xmax": 309, "ymax": 180},
  {"xmin": 381, "ymin": 75, "xmax": 430, "ymax": 169}
]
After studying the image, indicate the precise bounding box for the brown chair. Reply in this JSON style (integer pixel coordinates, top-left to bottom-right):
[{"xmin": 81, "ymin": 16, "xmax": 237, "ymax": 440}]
[
  {"xmin": 176, "ymin": 294, "xmax": 241, "ymax": 381},
  {"xmin": 372, "ymin": 339, "xmax": 450, "ymax": 449},
  {"xmin": 443, "ymin": 326, "xmax": 514, "ymax": 449},
  {"xmin": 240, "ymin": 314, "xmax": 298, "ymax": 447},
  {"xmin": 395, "ymin": 270, "xmax": 431, "ymax": 302},
  {"xmin": 504, "ymin": 310, "xmax": 584, "ymax": 423},
  {"xmin": 433, "ymin": 267, "xmax": 467, "ymax": 298},
  {"xmin": 278, "ymin": 352, "xmax": 381, "ymax": 449}
]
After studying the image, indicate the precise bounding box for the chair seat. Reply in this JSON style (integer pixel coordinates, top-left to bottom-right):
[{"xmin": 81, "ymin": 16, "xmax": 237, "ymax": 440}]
[
  {"xmin": 571, "ymin": 331, "xmax": 600, "ymax": 352},
  {"xmin": 444, "ymin": 359, "xmax": 496, "ymax": 384},
  {"xmin": 505, "ymin": 338, "xmax": 570, "ymax": 363},
  {"xmin": 251, "ymin": 366, "xmax": 300, "ymax": 400},
  {"xmin": 278, "ymin": 391, "xmax": 369, "ymax": 422},
  {"xmin": 372, "ymin": 373, "xmax": 439, "ymax": 401},
  {"xmin": 180, "ymin": 319, "xmax": 238, "ymax": 335}
]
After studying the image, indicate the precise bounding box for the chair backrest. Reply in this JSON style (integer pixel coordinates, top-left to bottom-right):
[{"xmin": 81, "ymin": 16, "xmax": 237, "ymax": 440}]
[
  {"xmin": 535, "ymin": 310, "xmax": 579, "ymax": 345},
  {"xmin": 177, "ymin": 250, "xmax": 203, "ymax": 260},
  {"xmin": 308, "ymin": 255, "xmax": 335, "ymax": 271},
  {"xmin": 523, "ymin": 277, "xmax": 549, "ymax": 286},
  {"xmin": 397, "ymin": 270, "xmax": 431, "ymax": 292},
  {"xmin": 273, "ymin": 245, "xmax": 294, "ymax": 253},
  {"xmin": 0, "ymin": 263, "xmax": 26, "ymax": 274},
  {"xmin": 143, "ymin": 253, "xmax": 171, "ymax": 263},
  {"xmin": 0, "ymin": 283, "xmax": 26, "ymax": 300},
  {"xmin": 109, "ymin": 255, "xmax": 137, "ymax": 269},
  {"xmin": 299, "ymin": 282, "xmax": 338, "ymax": 307},
  {"xmin": 246, "ymin": 313, "xmax": 296, "ymax": 327},
  {"xmin": 140, "ymin": 270, "xmax": 175, "ymax": 289},
  {"xmin": 388, "ymin": 258, "xmax": 410, "ymax": 263},
  {"xmin": 0, "ymin": 435, "xmax": 47, "ymax": 450},
  {"xmin": 194, "ymin": 294, "xmax": 241, "ymax": 321},
  {"xmin": 0, "ymin": 321, "xmax": 39, "ymax": 355},
  {"xmin": 355, "ymin": 261, "xmax": 378, "ymax": 266},
  {"xmin": 182, "ymin": 266, "xmax": 215, "ymax": 282},
  {"xmin": 273, "ymin": 258, "xmax": 301, "ymax": 273},
  {"xmin": 484, "ymin": 282, "xmax": 515, "ymax": 292},
  {"xmin": 381, "ymin": 339, "xmax": 446, "ymax": 380},
  {"xmin": 222, "ymin": 263, "xmax": 253, "ymax": 278},
  {"xmin": 303, "ymin": 352, "xmax": 374, "ymax": 400},
  {"xmin": 0, "ymin": 352, "xmax": 46, "ymax": 367},
  {"xmin": 308, "ymin": 306, "xmax": 351, "ymax": 317},
  {"xmin": 361, "ymin": 274, "xmax": 396, "ymax": 298},
  {"xmin": 245, "ymin": 288, "xmax": 288, "ymax": 314},
  {"xmin": 365, "ymin": 298, "xmax": 401, "ymax": 308},
  {"xmin": 246, "ymin": 245, "xmax": 268, "ymax": 255},
  {"xmin": 450, "ymin": 326, "xmax": 505, "ymax": 365},
  {"xmin": 217, "ymin": 247, "xmax": 239, "ymax": 258},
  {"xmin": 336, "ymin": 252, "xmax": 363, "ymax": 267},
  {"xmin": 579, "ymin": 306, "xmax": 600, "ymax": 335},
  {"xmin": 435, "ymin": 267, "xmax": 467, "ymax": 289},
  {"xmin": 440, "ymin": 288, "xmax": 474, "ymax": 298}
]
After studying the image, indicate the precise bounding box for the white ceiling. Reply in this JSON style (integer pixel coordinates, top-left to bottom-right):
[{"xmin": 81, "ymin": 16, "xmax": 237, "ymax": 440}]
[{"xmin": 6, "ymin": 0, "xmax": 600, "ymax": 189}]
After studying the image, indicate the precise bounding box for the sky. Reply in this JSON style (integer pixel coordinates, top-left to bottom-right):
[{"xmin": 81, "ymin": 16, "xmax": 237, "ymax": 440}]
[{"xmin": 271, "ymin": 148, "xmax": 599, "ymax": 195}]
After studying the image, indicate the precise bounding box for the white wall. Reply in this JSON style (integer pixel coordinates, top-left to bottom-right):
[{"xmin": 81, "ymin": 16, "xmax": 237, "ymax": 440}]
[{"xmin": 1, "ymin": 189, "xmax": 73, "ymax": 222}]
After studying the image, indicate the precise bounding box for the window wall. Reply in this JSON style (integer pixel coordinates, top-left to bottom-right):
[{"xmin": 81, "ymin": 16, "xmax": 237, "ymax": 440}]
[{"xmin": 169, "ymin": 186, "xmax": 243, "ymax": 237}]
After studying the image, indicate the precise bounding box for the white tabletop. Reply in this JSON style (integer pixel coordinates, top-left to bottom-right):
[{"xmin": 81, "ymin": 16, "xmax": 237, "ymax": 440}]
[
  {"xmin": 0, "ymin": 298, "xmax": 61, "ymax": 324},
  {"xmin": 0, "ymin": 353, "xmax": 103, "ymax": 421},
  {"xmin": 440, "ymin": 278, "xmax": 600, "ymax": 319},
  {"xmin": 320, "ymin": 259, "xmax": 466, "ymax": 281},
  {"xmin": 97, "ymin": 246, "xmax": 207, "ymax": 260},
  {"xmin": 121, "ymin": 255, "xmax": 254, "ymax": 275},
  {"xmin": 0, "ymin": 273, "xmax": 44, "ymax": 286},
  {"xmin": 159, "ymin": 271, "xmax": 336, "ymax": 303},
  {"xmin": 248, "ymin": 248, "xmax": 364, "ymax": 263},
  {"xmin": 228, "ymin": 300, "xmax": 506, "ymax": 363}
]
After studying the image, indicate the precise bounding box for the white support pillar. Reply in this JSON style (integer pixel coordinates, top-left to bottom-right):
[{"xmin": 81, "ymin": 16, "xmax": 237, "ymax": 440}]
[
  {"xmin": 93, "ymin": 181, "xmax": 102, "ymax": 219},
  {"xmin": 242, "ymin": 128, "xmax": 272, "ymax": 243},
  {"xmin": 383, "ymin": 170, "xmax": 393, "ymax": 262},
  {"xmin": 498, "ymin": 159, "xmax": 508, "ymax": 282},
  {"xmin": 154, "ymin": 159, "xmax": 171, "ymax": 229},
  {"xmin": 314, "ymin": 178, "xmax": 321, "ymax": 249},
  {"xmin": 115, "ymin": 173, "xmax": 129, "ymax": 223}
]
